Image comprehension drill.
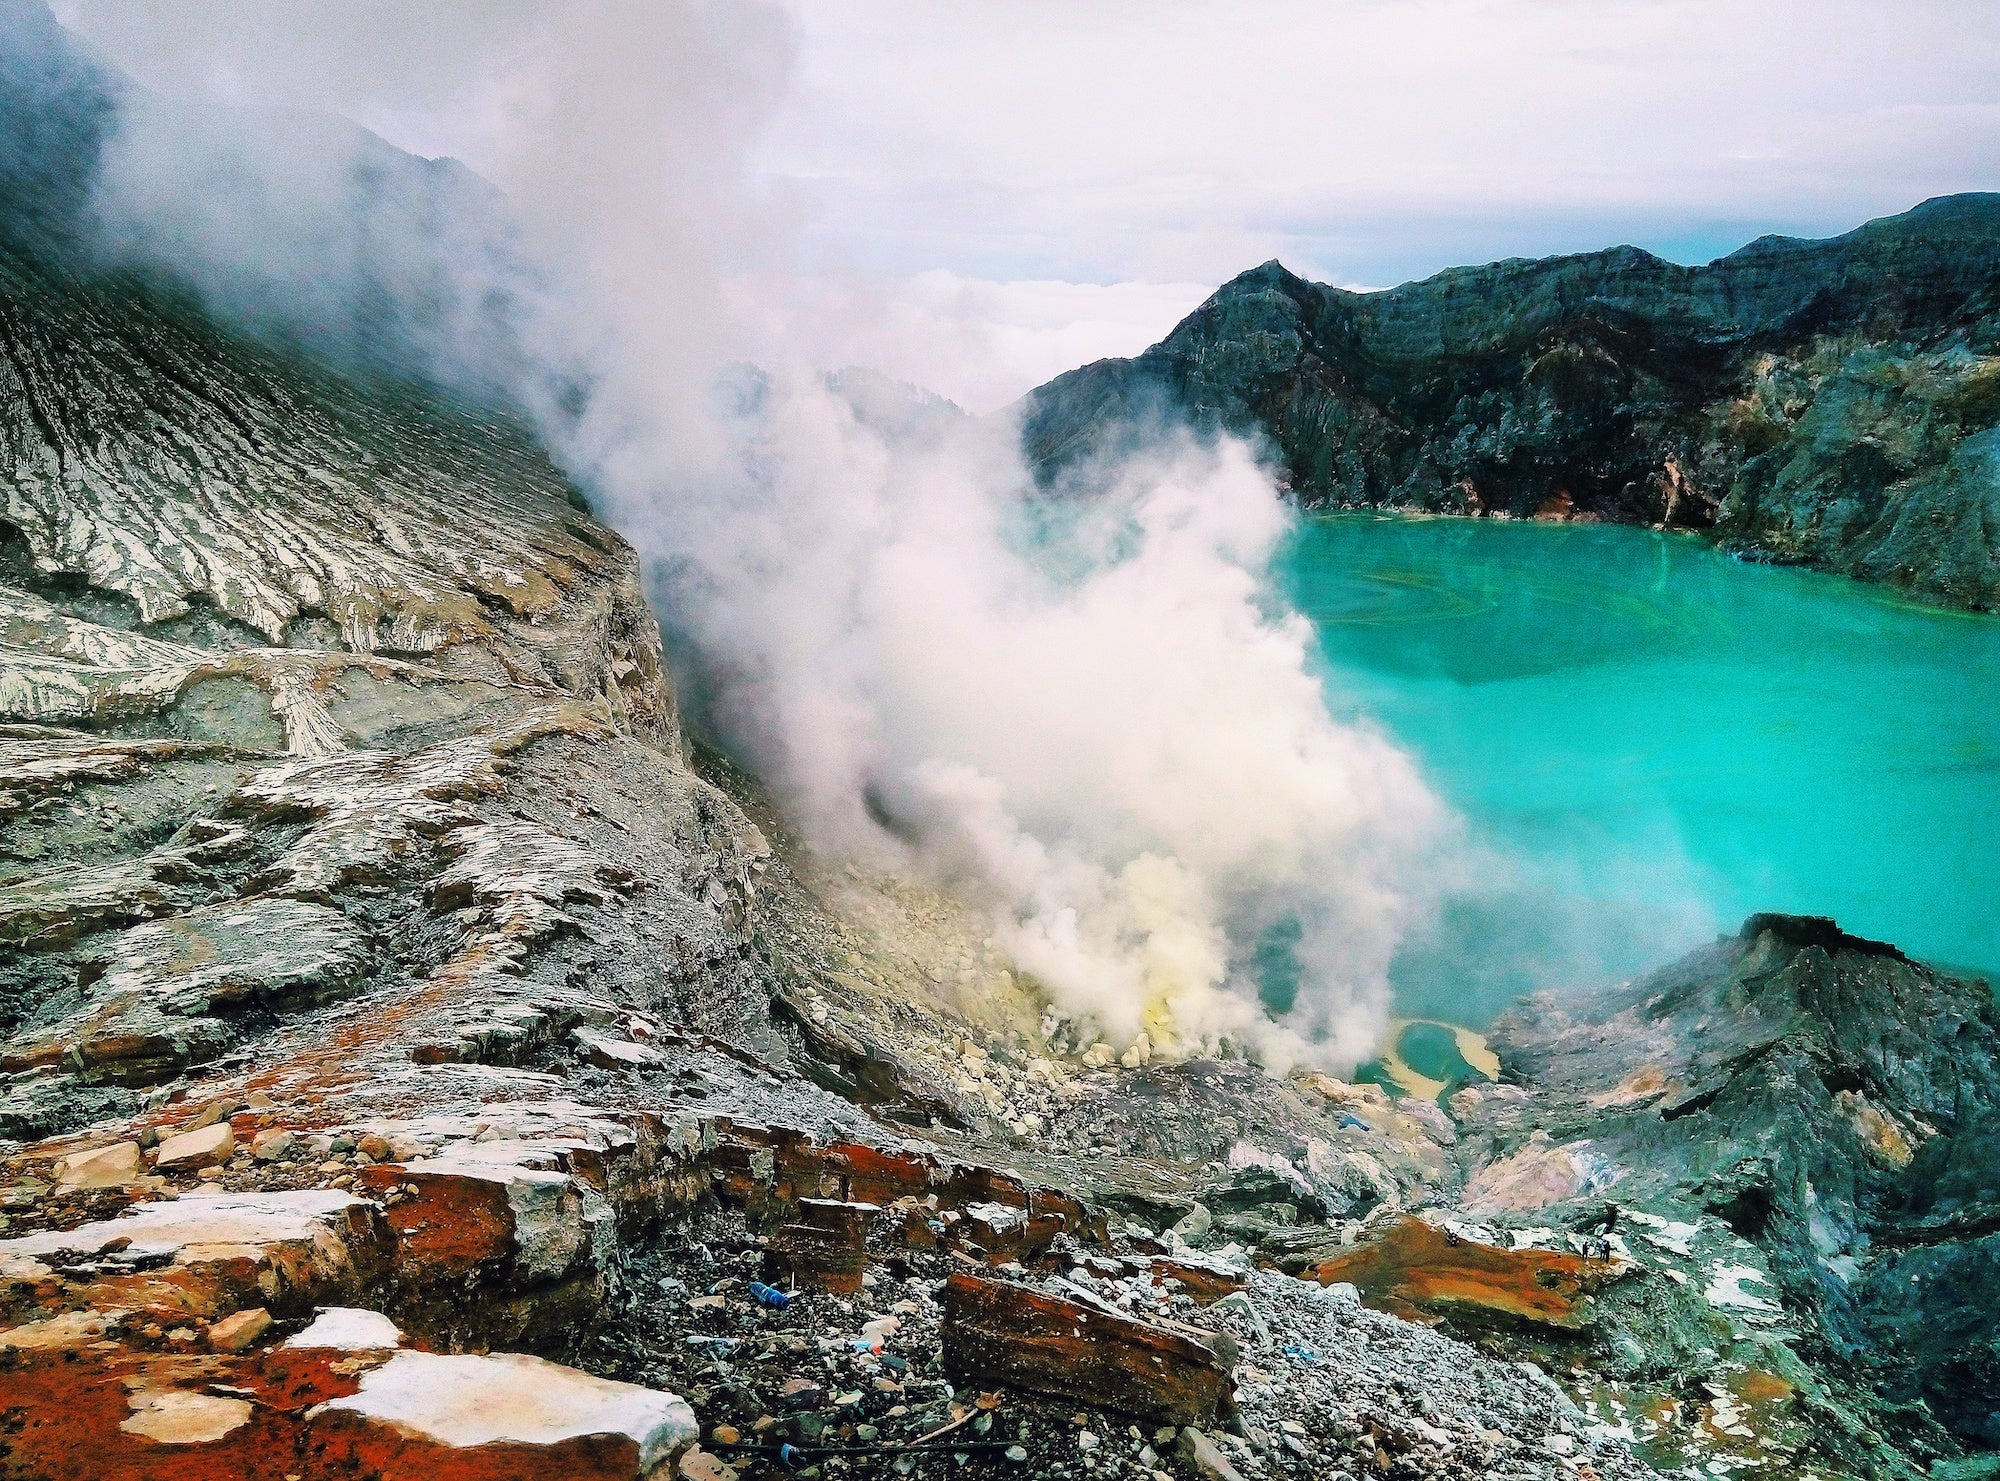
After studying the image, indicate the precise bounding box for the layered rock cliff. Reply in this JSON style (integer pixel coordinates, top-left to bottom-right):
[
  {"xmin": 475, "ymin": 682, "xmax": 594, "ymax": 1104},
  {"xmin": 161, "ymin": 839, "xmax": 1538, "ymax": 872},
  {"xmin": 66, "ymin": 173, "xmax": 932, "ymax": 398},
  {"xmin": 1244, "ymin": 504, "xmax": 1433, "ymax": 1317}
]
[{"xmin": 1020, "ymin": 197, "xmax": 2000, "ymax": 609}]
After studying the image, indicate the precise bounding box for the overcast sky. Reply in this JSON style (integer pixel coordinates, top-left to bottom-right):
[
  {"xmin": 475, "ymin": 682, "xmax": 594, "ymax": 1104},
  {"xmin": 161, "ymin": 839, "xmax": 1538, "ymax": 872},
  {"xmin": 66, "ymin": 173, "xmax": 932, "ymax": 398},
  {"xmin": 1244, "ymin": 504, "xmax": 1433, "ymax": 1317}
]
[{"xmin": 52, "ymin": 0, "xmax": 2000, "ymax": 409}]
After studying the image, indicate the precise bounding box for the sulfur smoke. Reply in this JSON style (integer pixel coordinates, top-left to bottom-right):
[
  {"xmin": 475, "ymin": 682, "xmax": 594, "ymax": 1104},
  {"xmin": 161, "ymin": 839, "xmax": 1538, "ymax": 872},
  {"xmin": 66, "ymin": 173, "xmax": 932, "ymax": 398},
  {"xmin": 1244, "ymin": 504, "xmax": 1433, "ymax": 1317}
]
[{"xmin": 48, "ymin": 0, "xmax": 1455, "ymax": 1068}]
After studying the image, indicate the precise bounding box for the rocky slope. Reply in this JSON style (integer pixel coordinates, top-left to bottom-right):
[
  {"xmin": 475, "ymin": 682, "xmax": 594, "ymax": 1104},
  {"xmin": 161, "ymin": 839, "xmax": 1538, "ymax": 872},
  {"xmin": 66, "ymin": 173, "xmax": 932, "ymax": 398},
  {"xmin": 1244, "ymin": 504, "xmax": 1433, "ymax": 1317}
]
[
  {"xmin": 3, "ymin": 8, "xmax": 1998, "ymax": 1476},
  {"xmin": 1019, "ymin": 197, "xmax": 2000, "ymax": 609},
  {"xmin": 4, "ymin": 240, "xmax": 1995, "ymax": 1480},
  {"xmin": 0, "ymin": 111, "xmax": 1627, "ymax": 1481}
]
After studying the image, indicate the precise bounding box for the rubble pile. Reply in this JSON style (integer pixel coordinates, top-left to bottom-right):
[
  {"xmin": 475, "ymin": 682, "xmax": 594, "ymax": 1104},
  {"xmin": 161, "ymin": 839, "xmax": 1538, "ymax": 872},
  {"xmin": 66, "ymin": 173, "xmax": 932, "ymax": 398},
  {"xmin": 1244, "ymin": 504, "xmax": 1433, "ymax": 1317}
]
[{"xmin": 581, "ymin": 1202, "xmax": 1657, "ymax": 1481}]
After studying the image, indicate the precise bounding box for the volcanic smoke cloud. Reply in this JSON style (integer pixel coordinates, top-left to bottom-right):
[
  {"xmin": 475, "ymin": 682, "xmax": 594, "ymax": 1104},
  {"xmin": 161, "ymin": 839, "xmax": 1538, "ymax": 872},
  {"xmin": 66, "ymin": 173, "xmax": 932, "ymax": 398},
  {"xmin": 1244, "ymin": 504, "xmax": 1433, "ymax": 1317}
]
[{"xmin": 66, "ymin": 0, "xmax": 1454, "ymax": 1068}]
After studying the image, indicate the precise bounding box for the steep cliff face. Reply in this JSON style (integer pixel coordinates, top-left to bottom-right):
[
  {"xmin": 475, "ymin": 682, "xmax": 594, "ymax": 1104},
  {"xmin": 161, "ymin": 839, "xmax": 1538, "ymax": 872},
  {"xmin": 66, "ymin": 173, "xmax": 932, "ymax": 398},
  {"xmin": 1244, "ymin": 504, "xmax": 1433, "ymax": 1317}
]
[
  {"xmin": 1019, "ymin": 196, "xmax": 2000, "ymax": 608},
  {"xmin": 0, "ymin": 222, "xmax": 751, "ymax": 1132}
]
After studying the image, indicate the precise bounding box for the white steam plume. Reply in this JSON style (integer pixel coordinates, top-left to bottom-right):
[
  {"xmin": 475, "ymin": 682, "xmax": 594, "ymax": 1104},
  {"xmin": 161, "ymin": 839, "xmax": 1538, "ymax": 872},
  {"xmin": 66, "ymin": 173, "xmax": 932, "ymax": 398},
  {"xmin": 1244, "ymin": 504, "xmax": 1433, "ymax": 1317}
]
[
  {"xmin": 56, "ymin": 0, "xmax": 1455, "ymax": 1068},
  {"xmin": 482, "ymin": 2, "xmax": 1450, "ymax": 1066}
]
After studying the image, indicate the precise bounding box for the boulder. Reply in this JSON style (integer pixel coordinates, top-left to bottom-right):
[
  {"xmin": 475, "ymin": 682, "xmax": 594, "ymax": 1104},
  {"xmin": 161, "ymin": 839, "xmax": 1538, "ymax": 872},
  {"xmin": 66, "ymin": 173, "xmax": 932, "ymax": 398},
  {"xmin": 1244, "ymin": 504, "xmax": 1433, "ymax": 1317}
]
[
  {"xmin": 207, "ymin": 1306, "xmax": 272, "ymax": 1352},
  {"xmin": 940, "ymin": 1271, "xmax": 1237, "ymax": 1426},
  {"xmin": 55, "ymin": 1140, "xmax": 141, "ymax": 1189},
  {"xmin": 155, "ymin": 1120, "xmax": 234, "ymax": 1170}
]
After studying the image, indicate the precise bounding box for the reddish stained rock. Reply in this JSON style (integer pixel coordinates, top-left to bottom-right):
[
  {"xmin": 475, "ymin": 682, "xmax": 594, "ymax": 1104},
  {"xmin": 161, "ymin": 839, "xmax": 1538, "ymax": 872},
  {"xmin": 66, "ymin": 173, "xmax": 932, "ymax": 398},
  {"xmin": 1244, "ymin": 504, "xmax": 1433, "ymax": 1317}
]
[
  {"xmin": 357, "ymin": 1163, "xmax": 519, "ymax": 1277},
  {"xmin": 0, "ymin": 1344, "xmax": 368, "ymax": 1480},
  {"xmin": 0, "ymin": 1340, "xmax": 694, "ymax": 1480},
  {"xmin": 1146, "ymin": 1256, "xmax": 1249, "ymax": 1305},
  {"xmin": 807, "ymin": 1141, "xmax": 932, "ymax": 1206},
  {"xmin": 1304, "ymin": 1214, "xmax": 1627, "ymax": 1330},
  {"xmin": 939, "ymin": 1271, "xmax": 1238, "ymax": 1426},
  {"xmin": 767, "ymin": 1198, "xmax": 878, "ymax": 1294}
]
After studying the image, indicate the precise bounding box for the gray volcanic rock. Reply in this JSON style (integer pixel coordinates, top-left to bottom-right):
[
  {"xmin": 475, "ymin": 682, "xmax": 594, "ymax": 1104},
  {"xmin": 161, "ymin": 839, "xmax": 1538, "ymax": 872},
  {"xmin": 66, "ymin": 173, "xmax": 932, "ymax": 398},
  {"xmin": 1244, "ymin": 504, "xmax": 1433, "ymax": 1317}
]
[
  {"xmin": 1455, "ymin": 915, "xmax": 2000, "ymax": 1472},
  {"xmin": 1019, "ymin": 197, "xmax": 2000, "ymax": 608}
]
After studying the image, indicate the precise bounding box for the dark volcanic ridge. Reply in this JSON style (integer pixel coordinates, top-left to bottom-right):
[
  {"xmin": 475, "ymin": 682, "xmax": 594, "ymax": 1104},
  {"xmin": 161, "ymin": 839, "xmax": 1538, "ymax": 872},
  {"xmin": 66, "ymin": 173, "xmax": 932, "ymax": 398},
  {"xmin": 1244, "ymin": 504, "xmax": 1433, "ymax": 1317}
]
[{"xmin": 1020, "ymin": 196, "xmax": 2000, "ymax": 610}]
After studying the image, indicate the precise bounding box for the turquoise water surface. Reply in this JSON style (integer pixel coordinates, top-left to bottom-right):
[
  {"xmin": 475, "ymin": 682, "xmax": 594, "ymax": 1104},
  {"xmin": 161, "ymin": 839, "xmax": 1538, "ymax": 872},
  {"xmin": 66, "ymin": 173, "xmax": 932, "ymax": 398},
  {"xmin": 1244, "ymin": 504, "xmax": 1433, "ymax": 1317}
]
[{"xmin": 1282, "ymin": 516, "xmax": 2000, "ymax": 1023}]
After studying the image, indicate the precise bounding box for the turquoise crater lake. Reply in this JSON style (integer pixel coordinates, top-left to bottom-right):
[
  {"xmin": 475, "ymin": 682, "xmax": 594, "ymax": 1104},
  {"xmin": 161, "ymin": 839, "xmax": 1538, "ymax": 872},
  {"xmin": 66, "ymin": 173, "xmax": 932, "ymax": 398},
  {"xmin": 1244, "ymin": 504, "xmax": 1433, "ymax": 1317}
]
[{"xmin": 1282, "ymin": 516, "xmax": 2000, "ymax": 1024}]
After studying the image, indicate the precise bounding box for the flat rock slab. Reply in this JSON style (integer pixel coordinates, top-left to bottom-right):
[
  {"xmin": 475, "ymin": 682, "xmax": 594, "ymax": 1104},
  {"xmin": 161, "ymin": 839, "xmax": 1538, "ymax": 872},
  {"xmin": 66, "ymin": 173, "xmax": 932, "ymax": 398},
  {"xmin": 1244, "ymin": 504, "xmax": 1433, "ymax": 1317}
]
[
  {"xmin": 95, "ymin": 897, "xmax": 370, "ymax": 1013},
  {"xmin": 285, "ymin": 1305, "xmax": 405, "ymax": 1350},
  {"xmin": 940, "ymin": 1271, "xmax": 1237, "ymax": 1426},
  {"xmin": 316, "ymin": 1349, "xmax": 697, "ymax": 1478},
  {"xmin": 0, "ymin": 1189, "xmax": 382, "ymax": 1306},
  {"xmin": 1306, "ymin": 1213, "xmax": 1627, "ymax": 1330}
]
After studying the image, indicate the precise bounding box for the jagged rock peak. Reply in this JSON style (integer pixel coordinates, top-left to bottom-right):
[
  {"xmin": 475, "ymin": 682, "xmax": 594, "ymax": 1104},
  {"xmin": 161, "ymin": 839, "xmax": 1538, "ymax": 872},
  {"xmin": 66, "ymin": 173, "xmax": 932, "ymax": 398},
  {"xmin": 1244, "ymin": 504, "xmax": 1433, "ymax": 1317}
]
[{"xmin": 1020, "ymin": 195, "xmax": 2000, "ymax": 609}]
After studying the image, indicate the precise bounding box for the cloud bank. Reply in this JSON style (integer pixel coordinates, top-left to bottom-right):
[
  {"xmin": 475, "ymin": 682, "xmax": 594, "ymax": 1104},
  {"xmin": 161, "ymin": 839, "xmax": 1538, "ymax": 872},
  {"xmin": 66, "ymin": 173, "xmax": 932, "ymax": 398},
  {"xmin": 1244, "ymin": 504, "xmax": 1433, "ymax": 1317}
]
[{"xmin": 58, "ymin": 0, "xmax": 2000, "ymax": 406}]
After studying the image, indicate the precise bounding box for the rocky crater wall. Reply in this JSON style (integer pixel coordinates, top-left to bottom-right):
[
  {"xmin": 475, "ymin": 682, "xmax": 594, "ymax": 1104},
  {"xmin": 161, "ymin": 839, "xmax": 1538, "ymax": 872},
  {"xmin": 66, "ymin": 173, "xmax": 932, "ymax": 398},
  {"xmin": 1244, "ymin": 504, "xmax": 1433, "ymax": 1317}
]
[{"xmin": 1019, "ymin": 195, "xmax": 2000, "ymax": 609}]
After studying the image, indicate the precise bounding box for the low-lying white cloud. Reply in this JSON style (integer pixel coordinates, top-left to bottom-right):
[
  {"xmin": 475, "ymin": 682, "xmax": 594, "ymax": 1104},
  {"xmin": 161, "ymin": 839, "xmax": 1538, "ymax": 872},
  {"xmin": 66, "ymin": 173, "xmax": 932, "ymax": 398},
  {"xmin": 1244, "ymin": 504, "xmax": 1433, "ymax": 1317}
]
[{"xmin": 724, "ymin": 271, "xmax": 1212, "ymax": 414}]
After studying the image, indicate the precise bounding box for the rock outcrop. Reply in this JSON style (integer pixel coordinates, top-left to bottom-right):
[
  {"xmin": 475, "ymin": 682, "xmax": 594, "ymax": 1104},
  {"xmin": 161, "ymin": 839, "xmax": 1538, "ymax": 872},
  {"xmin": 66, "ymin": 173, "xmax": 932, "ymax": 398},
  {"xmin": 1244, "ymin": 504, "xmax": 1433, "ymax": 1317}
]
[
  {"xmin": 1019, "ymin": 196, "xmax": 2000, "ymax": 608},
  {"xmin": 1443, "ymin": 916, "xmax": 2000, "ymax": 1476}
]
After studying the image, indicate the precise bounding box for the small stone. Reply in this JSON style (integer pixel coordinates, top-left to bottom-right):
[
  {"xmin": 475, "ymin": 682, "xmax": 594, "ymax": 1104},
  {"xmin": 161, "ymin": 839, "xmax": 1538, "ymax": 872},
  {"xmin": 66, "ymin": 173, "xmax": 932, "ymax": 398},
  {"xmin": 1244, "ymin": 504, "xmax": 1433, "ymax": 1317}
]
[
  {"xmin": 677, "ymin": 1447, "xmax": 738, "ymax": 1481},
  {"xmin": 355, "ymin": 1133, "xmax": 393, "ymax": 1161},
  {"xmin": 1078, "ymin": 1431, "xmax": 1101, "ymax": 1452},
  {"xmin": 1543, "ymin": 1433, "xmax": 1576, "ymax": 1456},
  {"xmin": 188, "ymin": 1098, "xmax": 239, "ymax": 1130},
  {"xmin": 1006, "ymin": 1445, "xmax": 1029, "ymax": 1463},
  {"xmin": 208, "ymin": 1307, "xmax": 272, "ymax": 1353},
  {"xmin": 252, "ymin": 1129, "xmax": 296, "ymax": 1162},
  {"xmin": 710, "ymin": 1424, "xmax": 741, "ymax": 1446},
  {"xmin": 156, "ymin": 1122, "xmax": 234, "ymax": 1170}
]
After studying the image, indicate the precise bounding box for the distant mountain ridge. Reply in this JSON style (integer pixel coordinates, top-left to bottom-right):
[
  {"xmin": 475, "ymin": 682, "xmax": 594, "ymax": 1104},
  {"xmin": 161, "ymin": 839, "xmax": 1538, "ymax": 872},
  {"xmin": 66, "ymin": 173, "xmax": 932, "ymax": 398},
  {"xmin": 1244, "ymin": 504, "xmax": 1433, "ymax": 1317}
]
[{"xmin": 1019, "ymin": 195, "xmax": 2000, "ymax": 608}]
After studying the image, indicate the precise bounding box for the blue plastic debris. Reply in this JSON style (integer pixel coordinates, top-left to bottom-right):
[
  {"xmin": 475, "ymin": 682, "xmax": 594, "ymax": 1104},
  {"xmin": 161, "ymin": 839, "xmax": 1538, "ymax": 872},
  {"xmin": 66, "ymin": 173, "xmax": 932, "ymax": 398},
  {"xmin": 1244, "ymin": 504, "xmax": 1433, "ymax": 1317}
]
[
  {"xmin": 747, "ymin": 1280, "xmax": 792, "ymax": 1308},
  {"xmin": 1282, "ymin": 1343, "xmax": 1320, "ymax": 1363}
]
